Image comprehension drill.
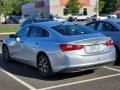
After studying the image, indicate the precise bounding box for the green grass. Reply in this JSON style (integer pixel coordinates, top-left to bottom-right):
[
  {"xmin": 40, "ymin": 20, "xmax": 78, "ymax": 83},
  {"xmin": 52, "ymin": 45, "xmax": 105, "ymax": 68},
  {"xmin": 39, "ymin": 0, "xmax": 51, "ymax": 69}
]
[{"xmin": 0, "ymin": 24, "xmax": 20, "ymax": 33}]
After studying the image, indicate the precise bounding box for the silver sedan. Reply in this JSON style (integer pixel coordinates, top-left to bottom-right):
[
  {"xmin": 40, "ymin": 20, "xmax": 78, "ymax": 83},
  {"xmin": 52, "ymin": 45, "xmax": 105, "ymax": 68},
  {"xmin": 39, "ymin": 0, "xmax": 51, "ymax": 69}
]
[{"xmin": 2, "ymin": 21, "xmax": 116, "ymax": 77}]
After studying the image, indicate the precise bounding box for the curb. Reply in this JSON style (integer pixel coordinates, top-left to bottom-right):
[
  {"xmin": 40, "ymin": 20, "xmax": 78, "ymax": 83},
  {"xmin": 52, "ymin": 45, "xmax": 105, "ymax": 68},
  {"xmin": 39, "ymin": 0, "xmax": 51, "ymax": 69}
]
[{"xmin": 0, "ymin": 32, "xmax": 15, "ymax": 35}]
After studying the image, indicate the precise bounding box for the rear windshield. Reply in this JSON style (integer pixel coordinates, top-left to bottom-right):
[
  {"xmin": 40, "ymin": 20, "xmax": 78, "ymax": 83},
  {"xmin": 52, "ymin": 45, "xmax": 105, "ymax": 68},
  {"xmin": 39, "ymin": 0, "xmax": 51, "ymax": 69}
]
[{"xmin": 52, "ymin": 24, "xmax": 96, "ymax": 36}]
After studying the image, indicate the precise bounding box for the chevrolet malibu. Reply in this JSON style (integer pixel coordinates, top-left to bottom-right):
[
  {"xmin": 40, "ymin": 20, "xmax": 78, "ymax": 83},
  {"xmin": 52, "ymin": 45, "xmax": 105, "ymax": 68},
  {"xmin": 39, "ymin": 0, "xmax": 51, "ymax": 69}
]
[{"xmin": 2, "ymin": 21, "xmax": 116, "ymax": 77}]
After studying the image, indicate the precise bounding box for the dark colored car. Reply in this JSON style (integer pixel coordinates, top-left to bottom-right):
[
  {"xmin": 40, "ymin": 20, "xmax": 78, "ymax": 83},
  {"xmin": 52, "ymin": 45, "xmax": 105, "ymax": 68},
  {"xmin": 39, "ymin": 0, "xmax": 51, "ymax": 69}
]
[
  {"xmin": 86, "ymin": 19, "xmax": 120, "ymax": 65},
  {"xmin": 21, "ymin": 18, "xmax": 53, "ymax": 27},
  {"xmin": 4, "ymin": 15, "xmax": 20, "ymax": 24}
]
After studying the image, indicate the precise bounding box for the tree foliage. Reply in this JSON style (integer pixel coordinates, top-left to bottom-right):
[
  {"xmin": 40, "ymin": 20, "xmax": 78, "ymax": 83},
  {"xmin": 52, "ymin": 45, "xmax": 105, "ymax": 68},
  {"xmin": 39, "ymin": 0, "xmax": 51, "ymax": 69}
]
[
  {"xmin": 99, "ymin": 0, "xmax": 105, "ymax": 12},
  {"xmin": 99, "ymin": 0, "xmax": 120, "ymax": 14},
  {"xmin": 0, "ymin": 0, "xmax": 34, "ymax": 15},
  {"xmin": 116, "ymin": 0, "xmax": 120, "ymax": 10},
  {"xmin": 65, "ymin": 0, "xmax": 81, "ymax": 14}
]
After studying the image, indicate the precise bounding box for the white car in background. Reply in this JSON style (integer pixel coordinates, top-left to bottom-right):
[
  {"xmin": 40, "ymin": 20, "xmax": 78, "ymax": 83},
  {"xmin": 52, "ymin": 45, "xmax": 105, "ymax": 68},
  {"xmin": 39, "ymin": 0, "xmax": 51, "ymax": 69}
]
[
  {"xmin": 71, "ymin": 14, "xmax": 90, "ymax": 21},
  {"xmin": 98, "ymin": 16, "xmax": 108, "ymax": 20},
  {"xmin": 90, "ymin": 15, "xmax": 108, "ymax": 21},
  {"xmin": 53, "ymin": 16, "xmax": 67, "ymax": 22},
  {"xmin": 108, "ymin": 14, "xmax": 117, "ymax": 19}
]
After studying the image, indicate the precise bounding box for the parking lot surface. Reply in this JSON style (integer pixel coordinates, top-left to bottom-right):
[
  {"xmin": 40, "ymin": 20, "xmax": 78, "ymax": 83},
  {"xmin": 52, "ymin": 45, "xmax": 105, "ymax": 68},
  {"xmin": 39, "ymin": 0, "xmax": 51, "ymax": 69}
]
[{"xmin": 0, "ymin": 35, "xmax": 120, "ymax": 90}]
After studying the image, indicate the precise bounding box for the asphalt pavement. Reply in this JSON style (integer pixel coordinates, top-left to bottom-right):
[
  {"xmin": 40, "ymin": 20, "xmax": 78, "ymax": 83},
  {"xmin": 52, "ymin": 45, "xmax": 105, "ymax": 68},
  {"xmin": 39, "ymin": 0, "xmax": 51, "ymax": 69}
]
[{"xmin": 0, "ymin": 35, "xmax": 120, "ymax": 90}]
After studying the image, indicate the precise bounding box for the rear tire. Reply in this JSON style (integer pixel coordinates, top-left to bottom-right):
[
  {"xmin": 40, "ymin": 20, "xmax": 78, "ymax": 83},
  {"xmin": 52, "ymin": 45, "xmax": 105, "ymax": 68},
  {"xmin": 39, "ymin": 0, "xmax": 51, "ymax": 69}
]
[
  {"xmin": 2, "ymin": 45, "xmax": 11, "ymax": 63},
  {"xmin": 37, "ymin": 53, "xmax": 53, "ymax": 77}
]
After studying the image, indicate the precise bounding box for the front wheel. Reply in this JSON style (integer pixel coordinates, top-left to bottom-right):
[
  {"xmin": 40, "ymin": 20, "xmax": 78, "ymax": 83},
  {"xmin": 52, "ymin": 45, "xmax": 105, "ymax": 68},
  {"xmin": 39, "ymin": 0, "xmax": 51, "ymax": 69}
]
[
  {"xmin": 2, "ymin": 45, "xmax": 11, "ymax": 62},
  {"xmin": 37, "ymin": 54, "xmax": 53, "ymax": 77}
]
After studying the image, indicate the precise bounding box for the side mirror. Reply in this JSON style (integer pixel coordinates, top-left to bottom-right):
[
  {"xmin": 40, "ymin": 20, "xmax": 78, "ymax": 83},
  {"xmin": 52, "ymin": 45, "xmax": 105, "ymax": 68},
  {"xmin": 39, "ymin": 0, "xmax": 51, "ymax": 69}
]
[{"xmin": 9, "ymin": 34, "xmax": 17, "ymax": 38}]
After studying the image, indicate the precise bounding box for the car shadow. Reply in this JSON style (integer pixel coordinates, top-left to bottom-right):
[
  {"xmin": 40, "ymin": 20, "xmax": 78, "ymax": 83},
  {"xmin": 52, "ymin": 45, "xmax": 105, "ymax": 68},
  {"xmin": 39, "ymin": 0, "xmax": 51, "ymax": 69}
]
[{"xmin": 0, "ymin": 54, "xmax": 94, "ymax": 81}]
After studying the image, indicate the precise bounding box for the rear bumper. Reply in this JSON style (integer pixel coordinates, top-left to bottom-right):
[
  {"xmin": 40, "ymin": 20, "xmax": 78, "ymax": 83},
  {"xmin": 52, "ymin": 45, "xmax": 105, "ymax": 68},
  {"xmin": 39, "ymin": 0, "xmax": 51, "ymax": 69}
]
[
  {"xmin": 58, "ymin": 60, "xmax": 115, "ymax": 73},
  {"xmin": 48, "ymin": 47, "xmax": 116, "ymax": 73}
]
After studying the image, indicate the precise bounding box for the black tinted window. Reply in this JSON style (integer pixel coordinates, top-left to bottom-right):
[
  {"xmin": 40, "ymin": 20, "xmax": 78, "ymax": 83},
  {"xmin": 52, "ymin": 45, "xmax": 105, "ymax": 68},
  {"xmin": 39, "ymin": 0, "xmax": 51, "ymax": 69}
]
[
  {"xmin": 96, "ymin": 22, "xmax": 118, "ymax": 31},
  {"xmin": 52, "ymin": 25, "xmax": 96, "ymax": 35},
  {"xmin": 28, "ymin": 26, "xmax": 49, "ymax": 37},
  {"xmin": 98, "ymin": 23, "xmax": 118, "ymax": 31}
]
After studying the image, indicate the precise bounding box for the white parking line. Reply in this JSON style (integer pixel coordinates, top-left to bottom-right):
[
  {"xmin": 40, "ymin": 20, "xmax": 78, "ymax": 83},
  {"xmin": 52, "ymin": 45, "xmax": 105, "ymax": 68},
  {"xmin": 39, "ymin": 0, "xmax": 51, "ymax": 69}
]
[
  {"xmin": 1, "ymin": 65, "xmax": 120, "ymax": 90},
  {"xmin": 103, "ymin": 66, "xmax": 120, "ymax": 73},
  {"xmin": 0, "ymin": 67, "xmax": 37, "ymax": 90},
  {"xmin": 38, "ymin": 73, "xmax": 120, "ymax": 90}
]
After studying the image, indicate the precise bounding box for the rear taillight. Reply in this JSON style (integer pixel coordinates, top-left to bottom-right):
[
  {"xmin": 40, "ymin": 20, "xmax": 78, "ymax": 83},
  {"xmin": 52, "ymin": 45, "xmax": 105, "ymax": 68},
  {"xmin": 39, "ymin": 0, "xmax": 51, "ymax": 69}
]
[
  {"xmin": 60, "ymin": 44, "xmax": 84, "ymax": 51},
  {"xmin": 106, "ymin": 40, "xmax": 113, "ymax": 46}
]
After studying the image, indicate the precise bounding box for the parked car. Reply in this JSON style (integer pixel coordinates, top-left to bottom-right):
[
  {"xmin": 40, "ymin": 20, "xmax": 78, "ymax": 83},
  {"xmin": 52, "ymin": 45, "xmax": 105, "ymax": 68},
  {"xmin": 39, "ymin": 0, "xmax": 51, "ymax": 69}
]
[
  {"xmin": 21, "ymin": 18, "xmax": 53, "ymax": 27},
  {"xmin": 68, "ymin": 16, "xmax": 74, "ymax": 22},
  {"xmin": 19, "ymin": 16, "xmax": 31, "ymax": 24},
  {"xmin": 4, "ymin": 15, "xmax": 20, "ymax": 24},
  {"xmin": 90, "ymin": 15, "xmax": 108, "ymax": 21},
  {"xmin": 86, "ymin": 19, "xmax": 120, "ymax": 65},
  {"xmin": 53, "ymin": 16, "xmax": 67, "ymax": 21},
  {"xmin": 19, "ymin": 17, "xmax": 27, "ymax": 24},
  {"xmin": 71, "ymin": 14, "xmax": 90, "ymax": 21},
  {"xmin": 98, "ymin": 16, "xmax": 108, "ymax": 20},
  {"xmin": 2, "ymin": 21, "xmax": 116, "ymax": 77},
  {"xmin": 108, "ymin": 14, "xmax": 117, "ymax": 19}
]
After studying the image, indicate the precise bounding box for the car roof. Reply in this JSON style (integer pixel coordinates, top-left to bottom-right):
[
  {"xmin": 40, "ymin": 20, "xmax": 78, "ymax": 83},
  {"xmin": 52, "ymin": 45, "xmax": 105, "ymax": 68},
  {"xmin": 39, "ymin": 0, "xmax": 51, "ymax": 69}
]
[
  {"xmin": 89, "ymin": 19, "xmax": 120, "ymax": 23},
  {"xmin": 32, "ymin": 21, "xmax": 77, "ymax": 28}
]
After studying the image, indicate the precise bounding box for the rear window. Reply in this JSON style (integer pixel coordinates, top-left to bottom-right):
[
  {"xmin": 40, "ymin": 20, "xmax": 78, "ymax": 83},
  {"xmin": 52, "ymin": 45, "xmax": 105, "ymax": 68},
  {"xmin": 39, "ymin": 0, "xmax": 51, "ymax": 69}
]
[{"xmin": 52, "ymin": 24, "xmax": 96, "ymax": 36}]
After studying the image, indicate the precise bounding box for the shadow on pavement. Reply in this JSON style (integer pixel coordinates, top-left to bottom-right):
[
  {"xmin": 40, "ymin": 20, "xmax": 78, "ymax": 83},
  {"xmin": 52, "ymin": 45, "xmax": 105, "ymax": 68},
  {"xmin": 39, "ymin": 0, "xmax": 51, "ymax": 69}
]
[{"xmin": 0, "ymin": 54, "xmax": 94, "ymax": 81}]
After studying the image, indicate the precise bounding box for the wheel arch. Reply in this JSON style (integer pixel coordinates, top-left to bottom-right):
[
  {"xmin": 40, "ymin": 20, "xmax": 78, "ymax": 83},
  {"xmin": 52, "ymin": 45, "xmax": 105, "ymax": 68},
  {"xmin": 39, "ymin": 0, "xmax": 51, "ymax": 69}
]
[{"xmin": 36, "ymin": 51, "xmax": 52, "ymax": 67}]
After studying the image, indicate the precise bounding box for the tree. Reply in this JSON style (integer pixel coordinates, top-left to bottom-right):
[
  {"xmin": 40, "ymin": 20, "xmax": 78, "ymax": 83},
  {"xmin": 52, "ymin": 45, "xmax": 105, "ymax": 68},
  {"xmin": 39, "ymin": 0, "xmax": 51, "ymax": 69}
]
[
  {"xmin": 101, "ymin": 0, "xmax": 117, "ymax": 14},
  {"xmin": 116, "ymin": 0, "xmax": 120, "ymax": 10},
  {"xmin": 0, "ymin": 0, "xmax": 34, "ymax": 15},
  {"xmin": 99, "ymin": 0, "xmax": 105, "ymax": 12},
  {"xmin": 65, "ymin": 0, "xmax": 81, "ymax": 14},
  {"xmin": 12, "ymin": 0, "xmax": 35, "ymax": 15},
  {"xmin": 0, "ymin": 0, "xmax": 14, "ymax": 14}
]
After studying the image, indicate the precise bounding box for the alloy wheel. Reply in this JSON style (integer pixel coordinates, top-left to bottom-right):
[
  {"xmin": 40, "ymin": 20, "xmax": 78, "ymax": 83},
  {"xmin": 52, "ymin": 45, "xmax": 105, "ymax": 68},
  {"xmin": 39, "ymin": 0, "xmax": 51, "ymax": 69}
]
[{"xmin": 38, "ymin": 54, "xmax": 52, "ymax": 77}]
